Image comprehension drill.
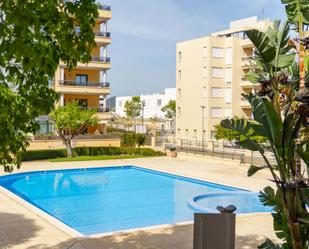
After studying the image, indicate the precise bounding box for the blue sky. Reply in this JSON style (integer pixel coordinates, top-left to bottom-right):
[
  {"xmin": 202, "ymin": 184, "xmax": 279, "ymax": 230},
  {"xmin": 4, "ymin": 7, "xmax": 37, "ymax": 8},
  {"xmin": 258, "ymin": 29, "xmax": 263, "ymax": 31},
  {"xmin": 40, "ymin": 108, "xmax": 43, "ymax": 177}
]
[{"xmin": 99, "ymin": 0, "xmax": 286, "ymax": 97}]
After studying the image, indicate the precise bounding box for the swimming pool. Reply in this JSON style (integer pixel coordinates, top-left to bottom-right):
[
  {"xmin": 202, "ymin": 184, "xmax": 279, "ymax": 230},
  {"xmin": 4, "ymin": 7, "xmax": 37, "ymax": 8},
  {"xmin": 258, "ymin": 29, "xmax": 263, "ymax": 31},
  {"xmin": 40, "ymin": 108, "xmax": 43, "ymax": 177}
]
[{"xmin": 0, "ymin": 166, "xmax": 271, "ymax": 235}]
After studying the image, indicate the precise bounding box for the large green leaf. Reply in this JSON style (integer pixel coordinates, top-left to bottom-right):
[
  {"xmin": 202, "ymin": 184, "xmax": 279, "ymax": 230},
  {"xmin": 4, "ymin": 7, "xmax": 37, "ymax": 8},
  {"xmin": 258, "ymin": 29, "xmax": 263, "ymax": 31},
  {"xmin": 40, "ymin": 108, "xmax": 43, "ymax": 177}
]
[
  {"xmin": 259, "ymin": 186, "xmax": 278, "ymax": 207},
  {"xmin": 221, "ymin": 118, "xmax": 264, "ymax": 153},
  {"xmin": 281, "ymin": 0, "xmax": 309, "ymax": 25},
  {"xmin": 258, "ymin": 238, "xmax": 282, "ymax": 249},
  {"xmin": 245, "ymin": 29, "xmax": 276, "ymax": 64},
  {"xmin": 276, "ymin": 54, "xmax": 295, "ymax": 68},
  {"xmin": 244, "ymin": 94, "xmax": 283, "ymax": 148},
  {"xmin": 245, "ymin": 70, "xmax": 261, "ymax": 84},
  {"xmin": 247, "ymin": 165, "xmax": 269, "ymax": 177}
]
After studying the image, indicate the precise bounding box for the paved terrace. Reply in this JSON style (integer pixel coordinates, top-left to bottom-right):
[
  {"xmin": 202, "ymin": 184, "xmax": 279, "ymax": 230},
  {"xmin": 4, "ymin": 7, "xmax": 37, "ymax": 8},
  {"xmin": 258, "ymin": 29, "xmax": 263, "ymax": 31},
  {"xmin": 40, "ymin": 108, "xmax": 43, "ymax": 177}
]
[{"xmin": 0, "ymin": 154, "xmax": 278, "ymax": 249}]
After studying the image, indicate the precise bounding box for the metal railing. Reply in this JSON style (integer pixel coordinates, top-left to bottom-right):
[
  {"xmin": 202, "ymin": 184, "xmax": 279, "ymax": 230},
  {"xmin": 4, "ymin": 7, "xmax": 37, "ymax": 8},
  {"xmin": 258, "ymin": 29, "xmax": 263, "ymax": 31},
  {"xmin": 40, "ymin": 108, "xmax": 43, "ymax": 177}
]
[
  {"xmin": 97, "ymin": 4, "xmax": 111, "ymax": 11},
  {"xmin": 94, "ymin": 31, "xmax": 111, "ymax": 38},
  {"xmin": 59, "ymin": 80, "xmax": 110, "ymax": 87},
  {"xmin": 91, "ymin": 56, "xmax": 111, "ymax": 63},
  {"xmin": 163, "ymin": 138, "xmax": 276, "ymax": 166},
  {"xmin": 80, "ymin": 107, "xmax": 110, "ymax": 113}
]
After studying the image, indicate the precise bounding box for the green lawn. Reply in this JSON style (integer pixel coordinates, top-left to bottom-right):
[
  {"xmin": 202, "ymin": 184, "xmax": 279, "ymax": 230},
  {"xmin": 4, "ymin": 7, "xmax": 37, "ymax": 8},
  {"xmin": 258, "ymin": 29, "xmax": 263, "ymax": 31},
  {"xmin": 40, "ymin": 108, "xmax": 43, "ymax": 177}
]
[{"xmin": 49, "ymin": 154, "xmax": 156, "ymax": 162}]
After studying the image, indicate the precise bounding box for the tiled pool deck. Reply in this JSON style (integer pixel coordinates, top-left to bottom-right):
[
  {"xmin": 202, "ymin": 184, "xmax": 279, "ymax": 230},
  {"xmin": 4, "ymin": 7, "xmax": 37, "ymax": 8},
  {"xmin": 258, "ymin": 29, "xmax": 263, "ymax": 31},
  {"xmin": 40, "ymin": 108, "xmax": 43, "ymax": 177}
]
[{"xmin": 0, "ymin": 154, "xmax": 278, "ymax": 249}]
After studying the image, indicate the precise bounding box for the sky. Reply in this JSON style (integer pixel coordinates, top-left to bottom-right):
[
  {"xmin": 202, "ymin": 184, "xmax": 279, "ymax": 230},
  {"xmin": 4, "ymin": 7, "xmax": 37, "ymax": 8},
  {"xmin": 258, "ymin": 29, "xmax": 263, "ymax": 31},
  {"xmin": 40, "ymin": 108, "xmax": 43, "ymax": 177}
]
[{"xmin": 98, "ymin": 0, "xmax": 286, "ymax": 97}]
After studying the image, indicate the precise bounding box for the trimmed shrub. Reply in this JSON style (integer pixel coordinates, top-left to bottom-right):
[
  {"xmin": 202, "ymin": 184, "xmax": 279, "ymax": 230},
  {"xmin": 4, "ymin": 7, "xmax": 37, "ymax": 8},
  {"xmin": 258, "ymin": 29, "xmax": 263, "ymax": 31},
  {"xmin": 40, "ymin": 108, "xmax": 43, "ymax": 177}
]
[
  {"xmin": 21, "ymin": 147, "xmax": 165, "ymax": 161},
  {"xmin": 20, "ymin": 149, "xmax": 66, "ymax": 161},
  {"xmin": 122, "ymin": 132, "xmax": 147, "ymax": 147}
]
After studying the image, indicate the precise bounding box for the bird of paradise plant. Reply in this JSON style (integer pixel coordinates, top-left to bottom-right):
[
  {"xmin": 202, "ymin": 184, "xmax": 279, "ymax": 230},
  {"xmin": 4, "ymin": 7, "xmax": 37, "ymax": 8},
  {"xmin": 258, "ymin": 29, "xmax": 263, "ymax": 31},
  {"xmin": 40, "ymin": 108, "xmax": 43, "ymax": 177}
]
[{"xmin": 221, "ymin": 1, "xmax": 309, "ymax": 248}]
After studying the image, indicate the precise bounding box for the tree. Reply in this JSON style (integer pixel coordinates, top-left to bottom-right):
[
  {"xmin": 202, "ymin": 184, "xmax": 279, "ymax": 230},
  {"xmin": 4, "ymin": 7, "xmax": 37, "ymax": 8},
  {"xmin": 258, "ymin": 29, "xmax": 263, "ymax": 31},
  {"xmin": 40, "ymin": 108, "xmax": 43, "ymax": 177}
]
[
  {"xmin": 161, "ymin": 100, "xmax": 176, "ymax": 134},
  {"xmin": 124, "ymin": 96, "xmax": 142, "ymax": 119},
  {"xmin": 50, "ymin": 102, "xmax": 98, "ymax": 157},
  {"xmin": 161, "ymin": 100, "xmax": 176, "ymax": 119},
  {"xmin": 0, "ymin": 0, "xmax": 98, "ymax": 171},
  {"xmin": 124, "ymin": 96, "xmax": 142, "ymax": 132},
  {"xmin": 221, "ymin": 17, "xmax": 309, "ymax": 249}
]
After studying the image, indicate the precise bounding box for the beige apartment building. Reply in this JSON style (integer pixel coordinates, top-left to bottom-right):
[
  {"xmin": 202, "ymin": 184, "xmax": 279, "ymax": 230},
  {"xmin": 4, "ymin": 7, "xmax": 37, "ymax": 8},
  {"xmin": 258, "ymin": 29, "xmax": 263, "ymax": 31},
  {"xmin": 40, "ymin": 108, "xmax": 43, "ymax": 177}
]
[
  {"xmin": 38, "ymin": 4, "xmax": 112, "ymax": 134},
  {"xmin": 176, "ymin": 16, "xmax": 272, "ymax": 142}
]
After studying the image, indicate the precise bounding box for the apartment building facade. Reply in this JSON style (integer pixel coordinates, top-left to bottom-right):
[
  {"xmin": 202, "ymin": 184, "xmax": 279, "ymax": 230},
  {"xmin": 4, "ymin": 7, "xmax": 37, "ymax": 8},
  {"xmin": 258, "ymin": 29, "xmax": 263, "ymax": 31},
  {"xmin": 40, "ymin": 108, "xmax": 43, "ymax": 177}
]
[
  {"xmin": 176, "ymin": 17, "xmax": 272, "ymax": 142},
  {"xmin": 111, "ymin": 88, "xmax": 176, "ymax": 119},
  {"xmin": 38, "ymin": 4, "xmax": 112, "ymax": 134}
]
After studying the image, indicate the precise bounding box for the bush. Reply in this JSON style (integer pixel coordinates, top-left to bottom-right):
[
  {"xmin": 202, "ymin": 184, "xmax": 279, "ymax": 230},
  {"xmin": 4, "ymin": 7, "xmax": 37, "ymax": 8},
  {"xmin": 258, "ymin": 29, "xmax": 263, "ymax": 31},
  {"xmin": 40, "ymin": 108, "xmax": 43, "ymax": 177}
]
[
  {"xmin": 20, "ymin": 149, "xmax": 66, "ymax": 161},
  {"xmin": 122, "ymin": 132, "xmax": 146, "ymax": 147},
  {"xmin": 21, "ymin": 147, "xmax": 165, "ymax": 161}
]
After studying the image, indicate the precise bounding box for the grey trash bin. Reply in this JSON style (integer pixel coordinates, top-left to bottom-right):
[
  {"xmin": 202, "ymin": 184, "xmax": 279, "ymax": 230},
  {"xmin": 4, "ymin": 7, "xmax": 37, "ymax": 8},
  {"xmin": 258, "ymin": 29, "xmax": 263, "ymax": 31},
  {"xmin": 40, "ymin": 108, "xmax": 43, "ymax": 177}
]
[{"xmin": 193, "ymin": 206, "xmax": 236, "ymax": 249}]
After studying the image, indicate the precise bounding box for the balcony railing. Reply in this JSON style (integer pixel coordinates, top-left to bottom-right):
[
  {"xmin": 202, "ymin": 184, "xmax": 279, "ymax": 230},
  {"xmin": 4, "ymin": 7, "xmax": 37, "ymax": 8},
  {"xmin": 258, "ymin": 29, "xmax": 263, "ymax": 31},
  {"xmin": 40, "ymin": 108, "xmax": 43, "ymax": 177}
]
[
  {"xmin": 242, "ymin": 55, "xmax": 253, "ymax": 61},
  {"xmin": 94, "ymin": 31, "xmax": 111, "ymax": 38},
  {"xmin": 91, "ymin": 56, "xmax": 111, "ymax": 63},
  {"xmin": 97, "ymin": 4, "xmax": 111, "ymax": 11},
  {"xmin": 59, "ymin": 80, "xmax": 110, "ymax": 87},
  {"xmin": 80, "ymin": 107, "xmax": 110, "ymax": 113}
]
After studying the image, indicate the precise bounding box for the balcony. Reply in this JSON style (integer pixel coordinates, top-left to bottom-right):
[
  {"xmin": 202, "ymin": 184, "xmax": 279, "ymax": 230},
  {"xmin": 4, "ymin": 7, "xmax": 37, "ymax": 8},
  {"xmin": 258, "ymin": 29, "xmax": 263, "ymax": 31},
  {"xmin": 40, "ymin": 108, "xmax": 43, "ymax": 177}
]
[
  {"xmin": 94, "ymin": 31, "xmax": 110, "ymax": 38},
  {"xmin": 57, "ymin": 80, "xmax": 111, "ymax": 95},
  {"xmin": 74, "ymin": 56, "xmax": 111, "ymax": 70},
  {"xmin": 97, "ymin": 4, "xmax": 111, "ymax": 11},
  {"xmin": 241, "ymin": 39, "xmax": 253, "ymax": 48},
  {"xmin": 240, "ymin": 98, "xmax": 251, "ymax": 108},
  {"xmin": 94, "ymin": 32, "xmax": 111, "ymax": 44},
  {"xmin": 91, "ymin": 56, "xmax": 111, "ymax": 63},
  {"xmin": 81, "ymin": 107, "xmax": 112, "ymax": 121},
  {"xmin": 97, "ymin": 4, "xmax": 112, "ymax": 20},
  {"xmin": 240, "ymin": 78, "xmax": 255, "ymax": 88}
]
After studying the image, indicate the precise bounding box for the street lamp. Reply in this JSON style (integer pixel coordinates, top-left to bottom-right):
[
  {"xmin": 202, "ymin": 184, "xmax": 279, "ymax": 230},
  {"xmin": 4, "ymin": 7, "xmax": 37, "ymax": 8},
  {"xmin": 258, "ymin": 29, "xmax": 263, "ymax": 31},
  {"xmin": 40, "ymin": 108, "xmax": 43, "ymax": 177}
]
[
  {"xmin": 141, "ymin": 100, "xmax": 145, "ymax": 126},
  {"xmin": 200, "ymin": 106, "xmax": 206, "ymax": 152}
]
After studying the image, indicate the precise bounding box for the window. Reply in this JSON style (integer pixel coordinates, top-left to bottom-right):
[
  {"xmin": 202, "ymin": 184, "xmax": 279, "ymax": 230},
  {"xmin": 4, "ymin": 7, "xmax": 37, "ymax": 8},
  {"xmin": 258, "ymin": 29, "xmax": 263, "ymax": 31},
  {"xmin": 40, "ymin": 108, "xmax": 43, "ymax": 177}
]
[
  {"xmin": 211, "ymin": 88, "xmax": 223, "ymax": 98},
  {"xmin": 178, "ymin": 51, "xmax": 182, "ymax": 62},
  {"xmin": 157, "ymin": 99, "xmax": 162, "ymax": 106},
  {"xmin": 177, "ymin": 107, "xmax": 181, "ymax": 117},
  {"xmin": 178, "ymin": 70, "xmax": 182, "ymax": 81},
  {"xmin": 211, "ymin": 131, "xmax": 217, "ymax": 140},
  {"xmin": 178, "ymin": 88, "xmax": 181, "ymax": 99},
  {"xmin": 76, "ymin": 74, "xmax": 88, "ymax": 85},
  {"xmin": 212, "ymin": 67, "xmax": 223, "ymax": 78},
  {"xmin": 225, "ymin": 48, "xmax": 233, "ymax": 64},
  {"xmin": 225, "ymin": 68, "xmax": 232, "ymax": 83},
  {"xmin": 203, "ymin": 67, "xmax": 207, "ymax": 78},
  {"xmin": 212, "ymin": 47, "xmax": 224, "ymax": 58},
  {"xmin": 76, "ymin": 99, "xmax": 88, "ymax": 108},
  {"xmin": 193, "ymin": 129, "xmax": 197, "ymax": 138},
  {"xmin": 202, "ymin": 87, "xmax": 207, "ymax": 98},
  {"xmin": 118, "ymin": 101, "xmax": 122, "ymax": 107},
  {"xmin": 203, "ymin": 47, "xmax": 208, "ymax": 58},
  {"xmin": 224, "ymin": 108, "xmax": 232, "ymax": 118},
  {"xmin": 225, "ymin": 88, "xmax": 232, "ymax": 103},
  {"xmin": 211, "ymin": 108, "xmax": 222, "ymax": 118}
]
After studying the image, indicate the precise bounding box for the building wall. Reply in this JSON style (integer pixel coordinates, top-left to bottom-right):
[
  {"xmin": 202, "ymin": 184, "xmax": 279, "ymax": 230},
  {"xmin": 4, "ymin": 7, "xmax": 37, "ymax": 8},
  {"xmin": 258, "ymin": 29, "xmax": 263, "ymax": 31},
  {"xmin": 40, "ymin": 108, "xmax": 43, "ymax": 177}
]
[
  {"xmin": 37, "ymin": 5, "xmax": 113, "ymax": 135},
  {"xmin": 64, "ymin": 94, "xmax": 100, "ymax": 108},
  {"xmin": 114, "ymin": 88, "xmax": 176, "ymax": 119},
  {"xmin": 176, "ymin": 17, "xmax": 271, "ymax": 141},
  {"xmin": 28, "ymin": 138, "xmax": 121, "ymax": 151}
]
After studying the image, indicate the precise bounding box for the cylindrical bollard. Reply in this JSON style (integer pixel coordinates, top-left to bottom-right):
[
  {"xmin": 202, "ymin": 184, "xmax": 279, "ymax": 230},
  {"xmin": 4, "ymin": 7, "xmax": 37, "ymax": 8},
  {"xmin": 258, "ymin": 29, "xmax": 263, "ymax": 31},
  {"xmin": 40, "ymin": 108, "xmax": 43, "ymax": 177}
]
[{"xmin": 193, "ymin": 206, "xmax": 236, "ymax": 249}]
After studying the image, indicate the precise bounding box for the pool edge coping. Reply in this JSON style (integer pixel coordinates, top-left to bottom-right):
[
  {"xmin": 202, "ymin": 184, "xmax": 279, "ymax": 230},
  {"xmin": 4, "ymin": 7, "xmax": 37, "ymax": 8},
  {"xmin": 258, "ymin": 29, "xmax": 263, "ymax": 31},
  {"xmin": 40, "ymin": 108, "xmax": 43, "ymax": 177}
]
[{"xmin": 0, "ymin": 164, "xmax": 271, "ymax": 239}]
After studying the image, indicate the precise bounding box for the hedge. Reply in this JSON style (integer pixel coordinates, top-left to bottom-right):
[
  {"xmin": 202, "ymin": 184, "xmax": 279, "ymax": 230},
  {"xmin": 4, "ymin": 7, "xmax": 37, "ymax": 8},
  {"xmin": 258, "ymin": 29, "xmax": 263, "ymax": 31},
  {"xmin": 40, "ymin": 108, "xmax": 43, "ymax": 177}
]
[{"xmin": 20, "ymin": 147, "xmax": 165, "ymax": 161}]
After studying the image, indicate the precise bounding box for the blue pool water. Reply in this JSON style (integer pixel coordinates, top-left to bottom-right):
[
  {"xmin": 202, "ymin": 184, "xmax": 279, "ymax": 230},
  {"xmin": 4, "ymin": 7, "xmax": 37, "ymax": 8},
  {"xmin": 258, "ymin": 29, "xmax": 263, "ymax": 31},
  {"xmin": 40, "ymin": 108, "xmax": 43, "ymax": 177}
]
[{"xmin": 0, "ymin": 166, "xmax": 271, "ymax": 235}]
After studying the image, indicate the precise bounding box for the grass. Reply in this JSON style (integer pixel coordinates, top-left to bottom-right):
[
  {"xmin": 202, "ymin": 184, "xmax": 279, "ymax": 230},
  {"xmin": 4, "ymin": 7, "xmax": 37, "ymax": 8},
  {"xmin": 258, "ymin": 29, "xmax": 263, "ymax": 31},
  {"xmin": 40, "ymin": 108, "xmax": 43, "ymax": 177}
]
[{"xmin": 49, "ymin": 154, "xmax": 156, "ymax": 162}]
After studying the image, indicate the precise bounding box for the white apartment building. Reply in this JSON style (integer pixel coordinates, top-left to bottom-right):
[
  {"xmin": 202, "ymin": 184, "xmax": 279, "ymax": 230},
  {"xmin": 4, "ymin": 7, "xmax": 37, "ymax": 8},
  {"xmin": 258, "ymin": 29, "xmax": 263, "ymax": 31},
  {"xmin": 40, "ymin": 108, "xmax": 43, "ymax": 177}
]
[
  {"xmin": 114, "ymin": 88, "xmax": 176, "ymax": 119},
  {"xmin": 176, "ymin": 16, "xmax": 272, "ymax": 141}
]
